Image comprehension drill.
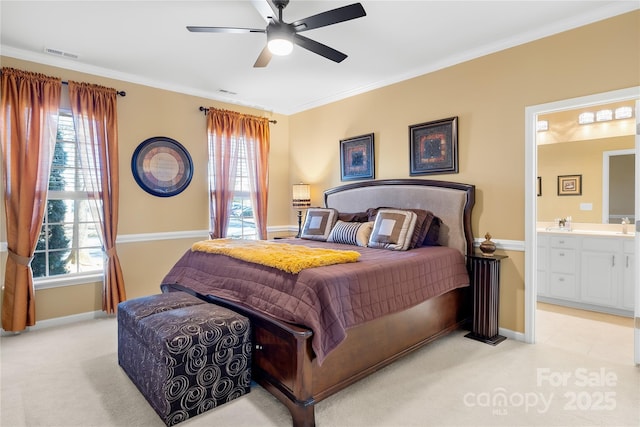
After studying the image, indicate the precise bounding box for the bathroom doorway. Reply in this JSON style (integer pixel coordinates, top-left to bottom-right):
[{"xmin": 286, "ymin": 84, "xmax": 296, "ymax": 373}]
[{"xmin": 524, "ymin": 86, "xmax": 640, "ymax": 365}]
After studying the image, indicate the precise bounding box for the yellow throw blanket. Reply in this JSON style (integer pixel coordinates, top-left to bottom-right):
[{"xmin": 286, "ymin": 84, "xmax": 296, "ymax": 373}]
[{"xmin": 191, "ymin": 238, "xmax": 360, "ymax": 274}]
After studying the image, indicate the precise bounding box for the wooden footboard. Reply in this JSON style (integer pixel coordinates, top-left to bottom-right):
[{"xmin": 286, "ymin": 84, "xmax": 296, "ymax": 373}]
[{"xmin": 203, "ymin": 286, "xmax": 470, "ymax": 427}]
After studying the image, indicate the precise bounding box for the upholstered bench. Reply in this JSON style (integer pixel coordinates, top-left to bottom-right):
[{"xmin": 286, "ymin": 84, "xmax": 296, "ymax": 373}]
[{"xmin": 117, "ymin": 292, "xmax": 251, "ymax": 426}]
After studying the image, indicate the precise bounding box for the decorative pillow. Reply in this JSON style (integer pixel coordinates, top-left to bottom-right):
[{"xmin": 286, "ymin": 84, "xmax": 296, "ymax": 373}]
[
  {"xmin": 328, "ymin": 220, "xmax": 374, "ymax": 246},
  {"xmin": 337, "ymin": 211, "xmax": 369, "ymax": 223},
  {"xmin": 423, "ymin": 216, "xmax": 442, "ymax": 246},
  {"xmin": 368, "ymin": 209, "xmax": 417, "ymax": 251},
  {"xmin": 366, "ymin": 207, "xmax": 435, "ymax": 249},
  {"xmin": 300, "ymin": 208, "xmax": 338, "ymax": 241}
]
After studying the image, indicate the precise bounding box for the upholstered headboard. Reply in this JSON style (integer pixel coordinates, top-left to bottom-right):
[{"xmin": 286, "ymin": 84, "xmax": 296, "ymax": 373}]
[{"xmin": 324, "ymin": 179, "xmax": 475, "ymax": 256}]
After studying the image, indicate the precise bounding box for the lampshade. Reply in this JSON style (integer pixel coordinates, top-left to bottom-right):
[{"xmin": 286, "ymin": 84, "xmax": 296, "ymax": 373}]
[{"xmin": 292, "ymin": 184, "xmax": 311, "ymax": 208}]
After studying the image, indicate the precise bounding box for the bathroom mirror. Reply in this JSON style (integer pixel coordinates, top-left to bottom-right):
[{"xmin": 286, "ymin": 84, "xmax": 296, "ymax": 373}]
[{"xmin": 536, "ymin": 100, "xmax": 636, "ymax": 224}]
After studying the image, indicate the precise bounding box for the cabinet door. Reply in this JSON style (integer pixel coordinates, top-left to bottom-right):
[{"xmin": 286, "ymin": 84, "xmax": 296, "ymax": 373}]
[
  {"xmin": 537, "ymin": 235, "xmax": 549, "ymax": 297},
  {"xmin": 622, "ymin": 250, "xmax": 635, "ymax": 310},
  {"xmin": 550, "ymin": 248, "xmax": 575, "ymax": 274},
  {"xmin": 549, "ymin": 273, "xmax": 577, "ymax": 300},
  {"xmin": 580, "ymin": 250, "xmax": 618, "ymax": 307}
]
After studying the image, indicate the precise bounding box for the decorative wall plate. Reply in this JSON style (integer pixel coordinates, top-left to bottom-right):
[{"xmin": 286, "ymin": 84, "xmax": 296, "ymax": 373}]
[{"xmin": 131, "ymin": 136, "xmax": 193, "ymax": 197}]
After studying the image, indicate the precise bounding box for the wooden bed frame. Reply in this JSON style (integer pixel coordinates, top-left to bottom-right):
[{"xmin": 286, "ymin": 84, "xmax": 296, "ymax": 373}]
[{"xmin": 203, "ymin": 179, "xmax": 476, "ymax": 427}]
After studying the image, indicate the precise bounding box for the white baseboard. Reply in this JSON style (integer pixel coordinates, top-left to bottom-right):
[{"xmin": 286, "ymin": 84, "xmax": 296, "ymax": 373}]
[
  {"xmin": 499, "ymin": 327, "xmax": 526, "ymax": 342},
  {"xmin": 1, "ymin": 310, "xmax": 113, "ymax": 336}
]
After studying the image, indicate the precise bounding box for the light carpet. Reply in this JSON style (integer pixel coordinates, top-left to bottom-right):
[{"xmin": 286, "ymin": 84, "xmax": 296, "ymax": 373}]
[{"xmin": 1, "ymin": 311, "xmax": 638, "ymax": 427}]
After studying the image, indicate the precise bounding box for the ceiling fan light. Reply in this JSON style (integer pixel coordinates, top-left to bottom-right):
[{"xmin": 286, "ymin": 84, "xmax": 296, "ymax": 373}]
[{"xmin": 268, "ymin": 38, "xmax": 293, "ymax": 56}]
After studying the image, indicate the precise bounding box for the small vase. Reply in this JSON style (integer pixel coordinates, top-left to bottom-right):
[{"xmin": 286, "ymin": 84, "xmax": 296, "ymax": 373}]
[{"xmin": 479, "ymin": 233, "xmax": 496, "ymax": 256}]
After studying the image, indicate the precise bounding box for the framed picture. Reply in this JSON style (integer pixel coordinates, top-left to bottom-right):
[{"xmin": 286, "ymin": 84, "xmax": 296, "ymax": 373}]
[
  {"xmin": 409, "ymin": 116, "xmax": 458, "ymax": 175},
  {"xmin": 131, "ymin": 136, "xmax": 193, "ymax": 197},
  {"xmin": 340, "ymin": 133, "xmax": 374, "ymax": 181},
  {"xmin": 557, "ymin": 174, "xmax": 582, "ymax": 196},
  {"xmin": 537, "ymin": 177, "xmax": 542, "ymax": 197}
]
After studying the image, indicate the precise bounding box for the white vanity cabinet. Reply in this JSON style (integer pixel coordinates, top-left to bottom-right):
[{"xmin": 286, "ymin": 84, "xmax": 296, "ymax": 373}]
[{"xmin": 537, "ymin": 231, "xmax": 634, "ymax": 316}]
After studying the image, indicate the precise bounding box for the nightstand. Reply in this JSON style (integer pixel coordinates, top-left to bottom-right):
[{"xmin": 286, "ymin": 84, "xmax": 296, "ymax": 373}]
[{"xmin": 465, "ymin": 253, "xmax": 508, "ymax": 345}]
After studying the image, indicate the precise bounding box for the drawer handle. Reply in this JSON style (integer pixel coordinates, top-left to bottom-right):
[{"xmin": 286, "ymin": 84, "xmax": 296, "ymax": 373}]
[
  {"xmin": 559, "ymin": 240, "xmax": 564, "ymax": 244},
  {"xmin": 559, "ymin": 252, "xmax": 565, "ymax": 257},
  {"xmin": 559, "ymin": 277, "xmax": 564, "ymax": 282}
]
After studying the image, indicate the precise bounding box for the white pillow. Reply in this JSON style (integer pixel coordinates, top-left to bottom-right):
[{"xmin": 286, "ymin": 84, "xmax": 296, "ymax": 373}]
[
  {"xmin": 328, "ymin": 220, "xmax": 374, "ymax": 246},
  {"xmin": 368, "ymin": 209, "xmax": 417, "ymax": 251}
]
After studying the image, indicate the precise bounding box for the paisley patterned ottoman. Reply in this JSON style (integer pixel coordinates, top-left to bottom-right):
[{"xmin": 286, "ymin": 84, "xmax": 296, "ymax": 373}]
[{"xmin": 117, "ymin": 292, "xmax": 251, "ymax": 426}]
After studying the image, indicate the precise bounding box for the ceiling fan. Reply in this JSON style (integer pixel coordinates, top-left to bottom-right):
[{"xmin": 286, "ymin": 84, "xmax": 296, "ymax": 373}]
[{"xmin": 187, "ymin": 0, "xmax": 366, "ymax": 67}]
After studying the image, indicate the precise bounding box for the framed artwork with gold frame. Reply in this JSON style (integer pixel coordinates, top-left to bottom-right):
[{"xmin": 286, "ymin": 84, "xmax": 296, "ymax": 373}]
[{"xmin": 557, "ymin": 174, "xmax": 582, "ymax": 196}]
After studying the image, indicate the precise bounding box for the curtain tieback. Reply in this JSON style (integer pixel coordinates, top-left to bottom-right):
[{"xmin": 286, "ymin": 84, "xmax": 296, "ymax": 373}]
[
  {"xmin": 105, "ymin": 247, "xmax": 117, "ymax": 257},
  {"xmin": 8, "ymin": 249, "xmax": 33, "ymax": 266}
]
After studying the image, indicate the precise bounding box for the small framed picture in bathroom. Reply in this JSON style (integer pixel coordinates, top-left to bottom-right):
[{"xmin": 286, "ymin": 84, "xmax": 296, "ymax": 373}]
[{"xmin": 557, "ymin": 174, "xmax": 582, "ymax": 196}]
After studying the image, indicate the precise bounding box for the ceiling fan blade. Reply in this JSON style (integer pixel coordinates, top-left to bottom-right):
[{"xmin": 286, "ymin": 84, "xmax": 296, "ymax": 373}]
[
  {"xmin": 253, "ymin": 46, "xmax": 273, "ymax": 67},
  {"xmin": 293, "ymin": 33, "xmax": 347, "ymax": 63},
  {"xmin": 265, "ymin": 0, "xmax": 280, "ymax": 20},
  {"xmin": 292, "ymin": 3, "xmax": 366, "ymax": 32},
  {"xmin": 187, "ymin": 26, "xmax": 265, "ymax": 34},
  {"xmin": 250, "ymin": 0, "xmax": 277, "ymax": 22}
]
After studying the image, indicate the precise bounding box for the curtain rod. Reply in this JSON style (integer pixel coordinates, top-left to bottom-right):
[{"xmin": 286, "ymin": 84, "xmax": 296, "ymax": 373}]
[
  {"xmin": 198, "ymin": 106, "xmax": 276, "ymax": 124},
  {"xmin": 61, "ymin": 81, "xmax": 126, "ymax": 96}
]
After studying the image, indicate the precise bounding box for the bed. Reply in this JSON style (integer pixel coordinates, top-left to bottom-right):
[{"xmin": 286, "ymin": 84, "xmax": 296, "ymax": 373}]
[{"xmin": 161, "ymin": 178, "xmax": 475, "ymax": 427}]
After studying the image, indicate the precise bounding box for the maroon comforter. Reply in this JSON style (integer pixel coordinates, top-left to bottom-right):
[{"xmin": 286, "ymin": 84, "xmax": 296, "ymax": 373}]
[{"xmin": 161, "ymin": 239, "xmax": 469, "ymax": 364}]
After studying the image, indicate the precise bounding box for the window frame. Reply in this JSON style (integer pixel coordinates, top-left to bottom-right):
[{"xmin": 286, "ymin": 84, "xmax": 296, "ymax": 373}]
[{"xmin": 33, "ymin": 110, "xmax": 104, "ymax": 290}]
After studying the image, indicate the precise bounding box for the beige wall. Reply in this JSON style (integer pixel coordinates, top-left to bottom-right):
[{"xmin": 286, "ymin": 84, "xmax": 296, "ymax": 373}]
[
  {"xmin": 288, "ymin": 11, "xmax": 639, "ymax": 333},
  {"xmin": 1, "ymin": 11, "xmax": 639, "ymax": 332},
  {"xmin": 537, "ymin": 136, "xmax": 634, "ymax": 223}
]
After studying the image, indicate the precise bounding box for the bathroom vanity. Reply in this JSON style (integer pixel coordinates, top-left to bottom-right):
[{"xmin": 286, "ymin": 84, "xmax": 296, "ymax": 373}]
[{"xmin": 537, "ymin": 227, "xmax": 635, "ymax": 317}]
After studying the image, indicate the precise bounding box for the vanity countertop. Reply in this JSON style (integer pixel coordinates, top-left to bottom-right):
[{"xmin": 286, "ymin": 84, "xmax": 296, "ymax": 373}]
[
  {"xmin": 537, "ymin": 221, "xmax": 635, "ymax": 238},
  {"xmin": 537, "ymin": 228, "xmax": 635, "ymax": 238}
]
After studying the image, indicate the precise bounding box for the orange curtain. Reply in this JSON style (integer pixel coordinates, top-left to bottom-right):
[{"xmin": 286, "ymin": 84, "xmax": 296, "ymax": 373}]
[
  {"xmin": 206, "ymin": 108, "xmax": 270, "ymax": 239},
  {"xmin": 206, "ymin": 109, "xmax": 240, "ymax": 238},
  {"xmin": 68, "ymin": 81, "xmax": 125, "ymax": 313},
  {"xmin": 0, "ymin": 68, "xmax": 61, "ymax": 331},
  {"xmin": 240, "ymin": 115, "xmax": 270, "ymax": 240}
]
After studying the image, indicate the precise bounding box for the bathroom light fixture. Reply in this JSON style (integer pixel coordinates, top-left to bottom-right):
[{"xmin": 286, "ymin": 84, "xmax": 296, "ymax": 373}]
[
  {"xmin": 536, "ymin": 120, "xmax": 548, "ymax": 131},
  {"xmin": 595, "ymin": 109, "xmax": 613, "ymax": 122},
  {"xmin": 578, "ymin": 112, "xmax": 595, "ymax": 125},
  {"xmin": 614, "ymin": 106, "xmax": 633, "ymax": 119}
]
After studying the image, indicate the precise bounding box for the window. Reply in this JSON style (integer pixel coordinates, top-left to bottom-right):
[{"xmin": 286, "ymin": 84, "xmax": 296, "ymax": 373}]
[
  {"xmin": 32, "ymin": 112, "xmax": 104, "ymax": 282},
  {"xmin": 227, "ymin": 139, "xmax": 257, "ymax": 239}
]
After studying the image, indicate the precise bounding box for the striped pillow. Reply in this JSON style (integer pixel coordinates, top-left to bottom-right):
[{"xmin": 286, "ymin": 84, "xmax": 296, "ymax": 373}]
[{"xmin": 327, "ymin": 220, "xmax": 374, "ymax": 246}]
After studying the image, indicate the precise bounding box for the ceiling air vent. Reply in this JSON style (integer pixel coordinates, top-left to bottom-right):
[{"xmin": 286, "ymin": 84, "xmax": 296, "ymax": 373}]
[{"xmin": 44, "ymin": 47, "xmax": 79, "ymax": 59}]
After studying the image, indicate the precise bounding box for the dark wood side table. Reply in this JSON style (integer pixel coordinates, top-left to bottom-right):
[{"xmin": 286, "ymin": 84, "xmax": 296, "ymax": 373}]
[{"xmin": 465, "ymin": 253, "xmax": 507, "ymax": 345}]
